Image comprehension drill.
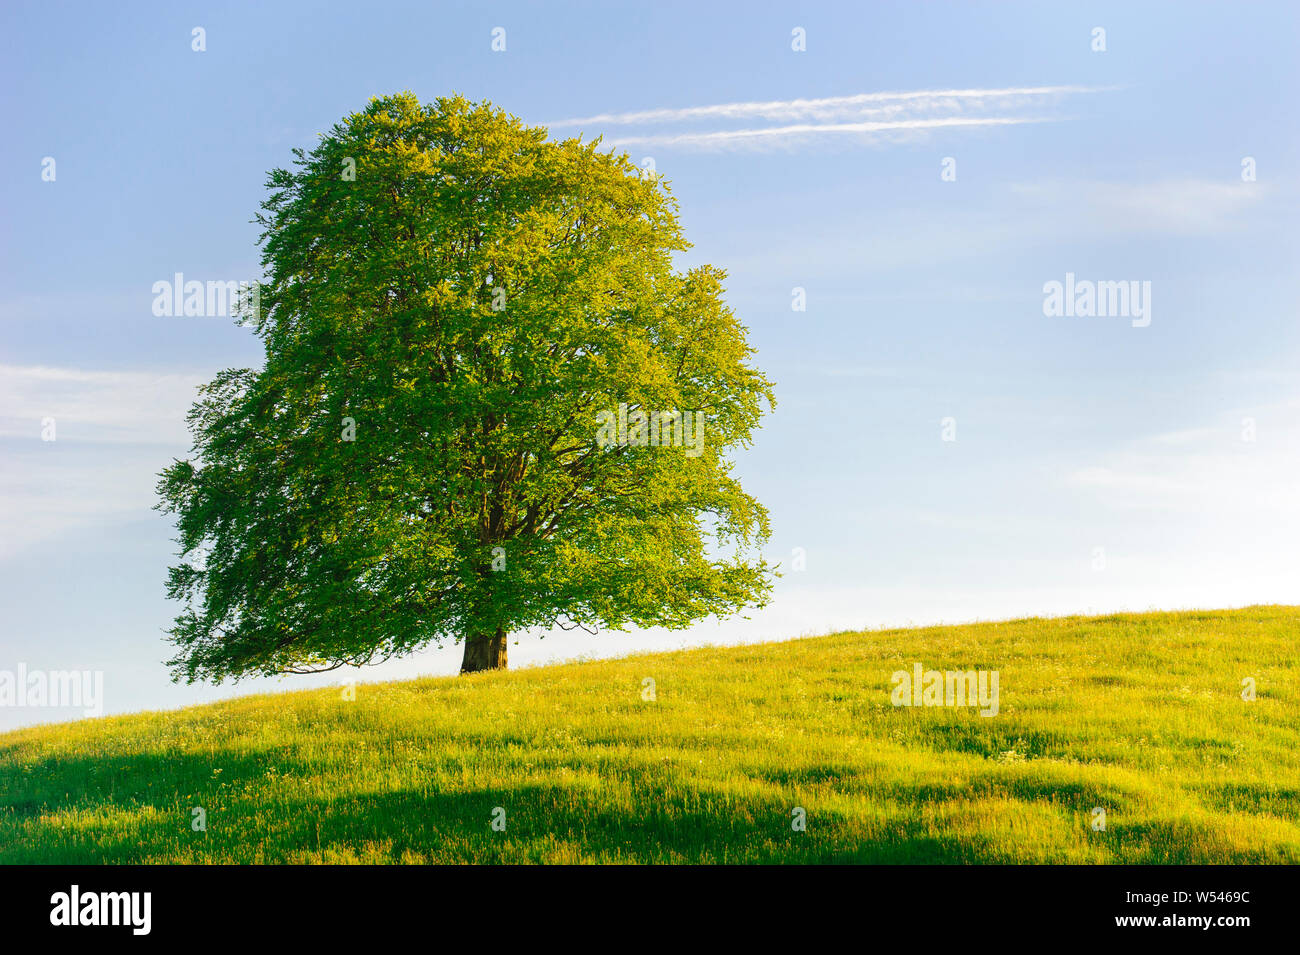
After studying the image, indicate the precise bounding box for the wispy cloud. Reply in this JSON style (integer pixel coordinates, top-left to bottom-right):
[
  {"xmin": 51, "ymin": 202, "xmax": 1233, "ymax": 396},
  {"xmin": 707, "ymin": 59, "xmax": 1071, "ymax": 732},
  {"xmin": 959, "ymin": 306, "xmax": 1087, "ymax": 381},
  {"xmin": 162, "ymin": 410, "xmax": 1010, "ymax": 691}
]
[
  {"xmin": 551, "ymin": 85, "xmax": 1107, "ymax": 126},
  {"xmin": 0, "ymin": 364, "xmax": 214, "ymax": 558},
  {"xmin": 0, "ymin": 444, "xmax": 162, "ymax": 560},
  {"xmin": 1062, "ymin": 401, "xmax": 1300, "ymax": 518},
  {"xmin": 1011, "ymin": 178, "xmax": 1269, "ymax": 236},
  {"xmin": 549, "ymin": 84, "xmax": 1107, "ymax": 151},
  {"xmin": 0, "ymin": 364, "xmax": 208, "ymax": 446},
  {"xmin": 604, "ymin": 116, "xmax": 1049, "ymax": 150}
]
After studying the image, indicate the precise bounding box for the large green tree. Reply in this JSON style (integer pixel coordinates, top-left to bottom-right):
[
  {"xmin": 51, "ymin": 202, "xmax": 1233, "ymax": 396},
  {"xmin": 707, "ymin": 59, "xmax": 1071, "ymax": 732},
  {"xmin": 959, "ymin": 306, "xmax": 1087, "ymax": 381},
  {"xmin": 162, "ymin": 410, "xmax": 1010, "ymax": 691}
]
[{"xmin": 157, "ymin": 93, "xmax": 774, "ymax": 680}]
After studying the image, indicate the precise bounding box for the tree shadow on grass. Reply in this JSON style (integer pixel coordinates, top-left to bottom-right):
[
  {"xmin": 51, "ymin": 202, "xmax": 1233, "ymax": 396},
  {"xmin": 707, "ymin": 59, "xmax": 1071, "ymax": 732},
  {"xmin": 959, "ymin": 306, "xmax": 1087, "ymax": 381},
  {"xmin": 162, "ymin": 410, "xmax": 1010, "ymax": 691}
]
[
  {"xmin": 4, "ymin": 747, "xmax": 1294, "ymax": 864},
  {"xmin": 2, "ymin": 746, "xmax": 983, "ymax": 863}
]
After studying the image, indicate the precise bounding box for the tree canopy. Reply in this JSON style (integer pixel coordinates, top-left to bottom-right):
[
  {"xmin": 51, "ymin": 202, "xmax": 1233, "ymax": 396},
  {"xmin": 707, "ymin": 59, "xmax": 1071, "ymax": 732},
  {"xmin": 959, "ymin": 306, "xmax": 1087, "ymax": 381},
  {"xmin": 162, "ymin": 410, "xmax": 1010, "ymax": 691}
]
[{"xmin": 157, "ymin": 92, "xmax": 775, "ymax": 680}]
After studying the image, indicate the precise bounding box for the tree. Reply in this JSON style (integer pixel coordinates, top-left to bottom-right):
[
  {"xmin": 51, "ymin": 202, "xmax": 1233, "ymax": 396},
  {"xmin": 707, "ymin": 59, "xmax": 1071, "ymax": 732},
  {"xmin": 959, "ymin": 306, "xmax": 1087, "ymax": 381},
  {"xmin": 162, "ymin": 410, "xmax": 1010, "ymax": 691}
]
[{"xmin": 157, "ymin": 92, "xmax": 775, "ymax": 681}]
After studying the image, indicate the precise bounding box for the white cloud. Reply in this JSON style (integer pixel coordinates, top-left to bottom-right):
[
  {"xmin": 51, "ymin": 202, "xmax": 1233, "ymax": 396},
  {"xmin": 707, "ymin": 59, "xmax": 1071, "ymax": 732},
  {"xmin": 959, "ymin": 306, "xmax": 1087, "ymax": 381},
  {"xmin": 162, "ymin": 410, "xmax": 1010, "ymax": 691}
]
[
  {"xmin": 709, "ymin": 174, "xmax": 1279, "ymax": 280},
  {"xmin": 0, "ymin": 364, "xmax": 213, "ymax": 559},
  {"xmin": 554, "ymin": 84, "xmax": 1105, "ymax": 152},
  {"xmin": 551, "ymin": 85, "xmax": 1107, "ymax": 127},
  {"xmin": 1010, "ymin": 179, "xmax": 1268, "ymax": 236},
  {"xmin": 1065, "ymin": 465, "xmax": 1194, "ymax": 501},
  {"xmin": 1063, "ymin": 403, "xmax": 1300, "ymax": 519},
  {"xmin": 1148, "ymin": 427, "xmax": 1221, "ymax": 446},
  {"xmin": 604, "ymin": 116, "xmax": 1048, "ymax": 150},
  {"xmin": 0, "ymin": 364, "xmax": 209, "ymax": 446},
  {"xmin": 0, "ymin": 445, "xmax": 163, "ymax": 559}
]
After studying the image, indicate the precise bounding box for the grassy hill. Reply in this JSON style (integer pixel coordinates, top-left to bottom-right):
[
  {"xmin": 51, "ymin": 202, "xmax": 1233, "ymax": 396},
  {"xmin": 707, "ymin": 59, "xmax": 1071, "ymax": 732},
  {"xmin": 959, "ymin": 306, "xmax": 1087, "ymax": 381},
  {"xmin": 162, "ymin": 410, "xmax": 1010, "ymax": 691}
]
[{"xmin": 3, "ymin": 606, "xmax": 1299, "ymax": 864}]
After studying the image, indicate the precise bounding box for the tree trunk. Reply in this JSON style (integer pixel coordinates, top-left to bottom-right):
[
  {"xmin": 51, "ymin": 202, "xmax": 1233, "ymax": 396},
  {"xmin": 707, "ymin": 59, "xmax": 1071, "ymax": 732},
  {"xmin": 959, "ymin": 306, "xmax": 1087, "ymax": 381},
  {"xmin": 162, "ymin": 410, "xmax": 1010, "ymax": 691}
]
[{"xmin": 460, "ymin": 627, "xmax": 508, "ymax": 673}]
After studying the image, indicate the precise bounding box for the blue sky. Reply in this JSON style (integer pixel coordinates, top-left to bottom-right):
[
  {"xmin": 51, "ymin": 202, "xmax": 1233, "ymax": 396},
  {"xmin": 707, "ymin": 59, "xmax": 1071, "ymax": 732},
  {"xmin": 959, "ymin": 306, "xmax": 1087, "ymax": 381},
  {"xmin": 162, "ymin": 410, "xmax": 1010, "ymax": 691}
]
[{"xmin": 2, "ymin": 1, "xmax": 1297, "ymax": 729}]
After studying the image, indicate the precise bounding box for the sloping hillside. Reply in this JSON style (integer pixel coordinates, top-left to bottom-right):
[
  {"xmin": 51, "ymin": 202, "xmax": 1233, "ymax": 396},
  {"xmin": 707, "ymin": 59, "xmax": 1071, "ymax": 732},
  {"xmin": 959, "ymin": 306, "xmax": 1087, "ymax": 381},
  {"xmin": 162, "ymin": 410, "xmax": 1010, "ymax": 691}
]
[{"xmin": 3, "ymin": 607, "xmax": 1298, "ymax": 863}]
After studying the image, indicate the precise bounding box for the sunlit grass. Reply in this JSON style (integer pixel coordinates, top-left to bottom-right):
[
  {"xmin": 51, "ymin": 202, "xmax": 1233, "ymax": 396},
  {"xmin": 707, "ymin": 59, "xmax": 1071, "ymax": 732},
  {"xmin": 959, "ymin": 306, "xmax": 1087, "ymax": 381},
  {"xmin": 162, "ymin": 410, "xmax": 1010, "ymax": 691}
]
[{"xmin": 3, "ymin": 606, "xmax": 1298, "ymax": 863}]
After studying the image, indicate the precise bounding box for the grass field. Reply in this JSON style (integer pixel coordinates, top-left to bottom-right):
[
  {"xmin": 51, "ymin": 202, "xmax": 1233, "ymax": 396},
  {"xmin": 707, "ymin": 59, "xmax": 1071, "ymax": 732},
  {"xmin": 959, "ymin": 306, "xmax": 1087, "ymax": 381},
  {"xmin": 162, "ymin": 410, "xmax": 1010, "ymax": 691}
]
[{"xmin": 3, "ymin": 606, "xmax": 1299, "ymax": 863}]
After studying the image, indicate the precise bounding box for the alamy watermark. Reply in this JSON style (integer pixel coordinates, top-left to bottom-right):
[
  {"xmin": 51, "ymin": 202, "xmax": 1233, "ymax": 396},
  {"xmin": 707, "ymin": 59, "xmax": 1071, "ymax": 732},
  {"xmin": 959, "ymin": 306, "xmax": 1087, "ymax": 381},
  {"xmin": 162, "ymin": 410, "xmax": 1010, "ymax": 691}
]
[
  {"xmin": 1042, "ymin": 272, "xmax": 1151, "ymax": 328},
  {"xmin": 595, "ymin": 403, "xmax": 705, "ymax": 457},
  {"xmin": 50, "ymin": 885, "xmax": 150, "ymax": 935},
  {"xmin": 891, "ymin": 662, "xmax": 999, "ymax": 717},
  {"xmin": 152, "ymin": 273, "xmax": 260, "ymax": 319},
  {"xmin": 0, "ymin": 664, "xmax": 103, "ymax": 716}
]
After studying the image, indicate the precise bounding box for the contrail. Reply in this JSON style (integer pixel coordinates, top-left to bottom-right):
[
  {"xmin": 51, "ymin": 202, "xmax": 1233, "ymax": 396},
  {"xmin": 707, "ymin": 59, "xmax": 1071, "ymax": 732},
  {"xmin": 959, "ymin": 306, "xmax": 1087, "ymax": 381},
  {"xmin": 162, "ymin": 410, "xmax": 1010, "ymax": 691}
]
[
  {"xmin": 549, "ymin": 85, "xmax": 1106, "ymax": 127},
  {"xmin": 604, "ymin": 115, "xmax": 1053, "ymax": 150}
]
